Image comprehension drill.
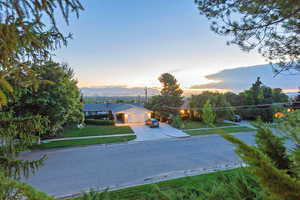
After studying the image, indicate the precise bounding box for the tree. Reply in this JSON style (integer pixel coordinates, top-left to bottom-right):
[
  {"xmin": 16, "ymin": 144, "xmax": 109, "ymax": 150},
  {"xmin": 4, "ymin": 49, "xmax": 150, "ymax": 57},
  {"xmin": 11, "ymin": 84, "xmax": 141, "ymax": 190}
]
[
  {"xmin": 195, "ymin": 0, "xmax": 300, "ymax": 73},
  {"xmin": 236, "ymin": 78, "xmax": 288, "ymax": 122},
  {"xmin": 189, "ymin": 91, "xmax": 234, "ymax": 121},
  {"xmin": 0, "ymin": 0, "xmax": 83, "ymax": 105},
  {"xmin": 0, "ymin": 0, "xmax": 83, "ymax": 70},
  {"xmin": 296, "ymin": 88, "xmax": 300, "ymax": 102},
  {"xmin": 202, "ymin": 100, "xmax": 216, "ymax": 126},
  {"xmin": 222, "ymin": 111, "xmax": 300, "ymax": 200},
  {"xmin": 0, "ymin": 0, "xmax": 83, "ymax": 199},
  {"xmin": 10, "ymin": 62, "xmax": 84, "ymax": 136},
  {"xmin": 272, "ymin": 88, "xmax": 289, "ymax": 103},
  {"xmin": 251, "ymin": 77, "xmax": 263, "ymax": 105},
  {"xmin": 148, "ymin": 73, "xmax": 183, "ymax": 120}
]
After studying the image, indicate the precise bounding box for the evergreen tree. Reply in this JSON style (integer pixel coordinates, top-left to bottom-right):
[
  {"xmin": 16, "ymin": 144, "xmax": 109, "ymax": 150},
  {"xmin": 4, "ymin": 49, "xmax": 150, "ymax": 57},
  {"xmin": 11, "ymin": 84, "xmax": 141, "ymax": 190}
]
[
  {"xmin": 152, "ymin": 73, "xmax": 183, "ymax": 120},
  {"xmin": 222, "ymin": 111, "xmax": 300, "ymax": 200},
  {"xmin": 0, "ymin": 0, "xmax": 83, "ymax": 199},
  {"xmin": 251, "ymin": 77, "xmax": 263, "ymax": 105},
  {"xmin": 296, "ymin": 88, "xmax": 300, "ymax": 102},
  {"xmin": 195, "ymin": 0, "xmax": 300, "ymax": 73}
]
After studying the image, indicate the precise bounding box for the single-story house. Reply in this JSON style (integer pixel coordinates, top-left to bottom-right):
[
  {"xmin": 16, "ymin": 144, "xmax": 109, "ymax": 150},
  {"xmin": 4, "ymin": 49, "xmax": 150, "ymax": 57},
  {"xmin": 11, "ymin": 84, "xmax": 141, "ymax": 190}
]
[{"xmin": 83, "ymin": 103, "xmax": 152, "ymax": 124}]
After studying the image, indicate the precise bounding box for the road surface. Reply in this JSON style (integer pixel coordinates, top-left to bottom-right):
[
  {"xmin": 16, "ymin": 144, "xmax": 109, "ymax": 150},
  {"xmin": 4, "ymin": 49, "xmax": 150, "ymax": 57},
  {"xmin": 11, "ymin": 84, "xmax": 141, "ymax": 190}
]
[{"xmin": 21, "ymin": 132, "xmax": 255, "ymax": 197}]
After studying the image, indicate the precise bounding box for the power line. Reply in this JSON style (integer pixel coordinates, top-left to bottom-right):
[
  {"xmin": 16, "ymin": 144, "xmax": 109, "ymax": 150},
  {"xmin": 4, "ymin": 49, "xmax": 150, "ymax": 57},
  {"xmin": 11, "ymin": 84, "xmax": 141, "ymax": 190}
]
[{"xmin": 162, "ymin": 101, "xmax": 300, "ymax": 111}]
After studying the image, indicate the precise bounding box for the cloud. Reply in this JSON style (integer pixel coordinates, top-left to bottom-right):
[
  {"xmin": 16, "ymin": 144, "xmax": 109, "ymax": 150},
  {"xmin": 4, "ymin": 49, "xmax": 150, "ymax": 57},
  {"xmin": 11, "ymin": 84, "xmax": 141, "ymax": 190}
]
[
  {"xmin": 80, "ymin": 86, "xmax": 160, "ymax": 96},
  {"xmin": 190, "ymin": 64, "xmax": 300, "ymax": 92}
]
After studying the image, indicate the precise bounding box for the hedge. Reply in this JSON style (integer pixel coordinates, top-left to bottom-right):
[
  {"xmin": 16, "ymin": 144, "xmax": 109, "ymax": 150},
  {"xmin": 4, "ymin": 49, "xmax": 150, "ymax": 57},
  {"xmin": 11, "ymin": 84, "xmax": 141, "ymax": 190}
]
[{"xmin": 85, "ymin": 119, "xmax": 115, "ymax": 126}]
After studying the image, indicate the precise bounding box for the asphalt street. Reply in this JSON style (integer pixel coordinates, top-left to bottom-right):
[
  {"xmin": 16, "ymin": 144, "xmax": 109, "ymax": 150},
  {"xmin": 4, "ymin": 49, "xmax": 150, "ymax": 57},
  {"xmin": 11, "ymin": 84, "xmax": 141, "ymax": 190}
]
[{"xmin": 21, "ymin": 132, "xmax": 255, "ymax": 197}]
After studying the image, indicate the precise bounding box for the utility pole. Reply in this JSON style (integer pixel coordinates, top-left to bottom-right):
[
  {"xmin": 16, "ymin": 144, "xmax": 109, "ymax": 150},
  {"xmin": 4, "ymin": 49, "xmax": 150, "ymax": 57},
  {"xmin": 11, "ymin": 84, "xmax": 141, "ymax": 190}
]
[{"xmin": 145, "ymin": 87, "xmax": 148, "ymax": 104}]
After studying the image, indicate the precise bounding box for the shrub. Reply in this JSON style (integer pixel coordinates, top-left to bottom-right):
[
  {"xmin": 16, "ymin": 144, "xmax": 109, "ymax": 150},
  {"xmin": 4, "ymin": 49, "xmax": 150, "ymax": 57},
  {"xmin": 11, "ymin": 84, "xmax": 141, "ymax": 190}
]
[
  {"xmin": 202, "ymin": 100, "xmax": 216, "ymax": 127},
  {"xmin": 171, "ymin": 115, "xmax": 184, "ymax": 129},
  {"xmin": 84, "ymin": 119, "xmax": 115, "ymax": 126}
]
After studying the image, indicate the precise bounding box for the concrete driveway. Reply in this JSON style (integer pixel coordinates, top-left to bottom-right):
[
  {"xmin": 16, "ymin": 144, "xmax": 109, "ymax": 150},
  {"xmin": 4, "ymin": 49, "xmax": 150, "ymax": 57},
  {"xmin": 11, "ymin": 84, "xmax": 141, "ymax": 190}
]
[{"xmin": 131, "ymin": 123, "xmax": 189, "ymax": 141}]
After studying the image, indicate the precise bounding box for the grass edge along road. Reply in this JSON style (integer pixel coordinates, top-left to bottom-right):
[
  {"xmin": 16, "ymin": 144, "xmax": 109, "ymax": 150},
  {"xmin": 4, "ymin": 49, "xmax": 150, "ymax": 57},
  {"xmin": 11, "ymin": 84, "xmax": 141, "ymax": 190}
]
[
  {"xmin": 184, "ymin": 126, "xmax": 256, "ymax": 136},
  {"xmin": 32, "ymin": 135, "xmax": 136, "ymax": 150},
  {"xmin": 70, "ymin": 168, "xmax": 259, "ymax": 200}
]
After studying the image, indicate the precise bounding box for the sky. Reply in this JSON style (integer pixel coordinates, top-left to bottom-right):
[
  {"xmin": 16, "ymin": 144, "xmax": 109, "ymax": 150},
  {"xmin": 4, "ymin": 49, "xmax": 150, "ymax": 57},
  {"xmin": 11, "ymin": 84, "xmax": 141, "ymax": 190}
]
[{"xmin": 54, "ymin": 0, "xmax": 279, "ymax": 89}]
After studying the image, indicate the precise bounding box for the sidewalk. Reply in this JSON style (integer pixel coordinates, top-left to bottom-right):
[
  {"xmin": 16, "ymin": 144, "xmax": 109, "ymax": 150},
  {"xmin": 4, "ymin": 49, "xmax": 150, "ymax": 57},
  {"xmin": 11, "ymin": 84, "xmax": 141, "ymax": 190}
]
[
  {"xmin": 184, "ymin": 125, "xmax": 240, "ymax": 131},
  {"xmin": 183, "ymin": 120, "xmax": 257, "ymax": 131},
  {"xmin": 224, "ymin": 120, "xmax": 257, "ymax": 129},
  {"xmin": 42, "ymin": 134, "xmax": 136, "ymax": 143}
]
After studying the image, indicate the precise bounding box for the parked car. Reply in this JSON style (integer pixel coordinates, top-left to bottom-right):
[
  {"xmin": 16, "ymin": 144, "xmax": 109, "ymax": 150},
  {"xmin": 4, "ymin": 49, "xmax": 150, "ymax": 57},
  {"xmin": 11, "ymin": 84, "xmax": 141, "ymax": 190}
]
[
  {"xmin": 145, "ymin": 118, "xmax": 159, "ymax": 128},
  {"xmin": 233, "ymin": 114, "xmax": 242, "ymax": 122}
]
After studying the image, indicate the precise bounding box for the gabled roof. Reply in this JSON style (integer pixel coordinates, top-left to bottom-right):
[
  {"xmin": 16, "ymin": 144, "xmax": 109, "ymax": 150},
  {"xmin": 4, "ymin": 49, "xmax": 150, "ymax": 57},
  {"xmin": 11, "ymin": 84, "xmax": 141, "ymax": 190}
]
[{"xmin": 83, "ymin": 103, "xmax": 150, "ymax": 113}]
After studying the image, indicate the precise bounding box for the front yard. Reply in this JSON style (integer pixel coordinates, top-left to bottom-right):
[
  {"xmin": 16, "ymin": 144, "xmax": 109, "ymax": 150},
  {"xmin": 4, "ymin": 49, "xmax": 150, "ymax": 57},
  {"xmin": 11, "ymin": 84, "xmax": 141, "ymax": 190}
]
[
  {"xmin": 184, "ymin": 126, "xmax": 256, "ymax": 136},
  {"xmin": 61, "ymin": 125, "xmax": 134, "ymax": 138},
  {"xmin": 182, "ymin": 121, "xmax": 236, "ymax": 129},
  {"xmin": 32, "ymin": 125, "xmax": 135, "ymax": 150},
  {"xmin": 32, "ymin": 135, "xmax": 136, "ymax": 150}
]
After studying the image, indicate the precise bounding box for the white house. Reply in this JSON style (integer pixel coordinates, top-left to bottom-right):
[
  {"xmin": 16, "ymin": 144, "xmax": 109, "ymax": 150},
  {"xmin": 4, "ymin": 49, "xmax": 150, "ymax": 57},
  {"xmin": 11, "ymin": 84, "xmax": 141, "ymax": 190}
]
[{"xmin": 83, "ymin": 103, "xmax": 152, "ymax": 124}]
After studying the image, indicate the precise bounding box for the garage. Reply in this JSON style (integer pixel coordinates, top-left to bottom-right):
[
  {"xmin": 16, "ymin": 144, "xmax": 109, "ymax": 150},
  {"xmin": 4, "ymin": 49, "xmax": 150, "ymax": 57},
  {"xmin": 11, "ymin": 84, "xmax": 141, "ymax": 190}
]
[
  {"xmin": 114, "ymin": 107, "xmax": 152, "ymax": 124},
  {"xmin": 127, "ymin": 113, "xmax": 149, "ymax": 123}
]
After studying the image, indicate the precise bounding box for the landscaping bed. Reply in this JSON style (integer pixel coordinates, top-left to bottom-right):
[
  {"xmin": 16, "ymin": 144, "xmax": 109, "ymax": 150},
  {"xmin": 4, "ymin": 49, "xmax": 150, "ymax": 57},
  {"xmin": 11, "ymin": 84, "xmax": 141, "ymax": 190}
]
[
  {"xmin": 184, "ymin": 126, "xmax": 256, "ymax": 136},
  {"xmin": 32, "ymin": 135, "xmax": 136, "ymax": 150}
]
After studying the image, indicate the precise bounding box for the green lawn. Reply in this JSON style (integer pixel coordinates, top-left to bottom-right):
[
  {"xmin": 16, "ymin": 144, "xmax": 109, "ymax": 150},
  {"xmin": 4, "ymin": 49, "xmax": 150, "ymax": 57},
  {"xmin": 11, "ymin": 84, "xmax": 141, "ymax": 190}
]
[
  {"xmin": 32, "ymin": 135, "xmax": 136, "ymax": 150},
  {"xmin": 185, "ymin": 126, "xmax": 256, "ymax": 136},
  {"xmin": 182, "ymin": 121, "xmax": 236, "ymax": 129},
  {"xmin": 61, "ymin": 125, "xmax": 133, "ymax": 138},
  {"xmin": 72, "ymin": 168, "xmax": 249, "ymax": 200}
]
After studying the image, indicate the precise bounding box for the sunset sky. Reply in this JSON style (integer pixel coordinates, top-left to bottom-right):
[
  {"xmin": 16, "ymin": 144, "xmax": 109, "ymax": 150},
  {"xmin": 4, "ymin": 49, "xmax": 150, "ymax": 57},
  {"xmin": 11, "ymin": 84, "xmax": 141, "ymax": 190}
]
[{"xmin": 54, "ymin": 0, "xmax": 298, "ymax": 91}]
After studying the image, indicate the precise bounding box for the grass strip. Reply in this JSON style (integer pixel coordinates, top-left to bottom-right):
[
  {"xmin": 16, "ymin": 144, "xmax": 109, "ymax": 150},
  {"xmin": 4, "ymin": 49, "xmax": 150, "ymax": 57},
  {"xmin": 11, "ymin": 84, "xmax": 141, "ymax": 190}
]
[
  {"xmin": 185, "ymin": 126, "xmax": 256, "ymax": 136},
  {"xmin": 32, "ymin": 135, "xmax": 136, "ymax": 150}
]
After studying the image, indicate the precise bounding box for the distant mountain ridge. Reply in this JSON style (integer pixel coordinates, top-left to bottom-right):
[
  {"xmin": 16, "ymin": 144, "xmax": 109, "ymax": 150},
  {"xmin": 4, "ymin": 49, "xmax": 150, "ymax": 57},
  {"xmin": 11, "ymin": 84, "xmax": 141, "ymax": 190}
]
[
  {"xmin": 80, "ymin": 64, "xmax": 299, "ymax": 96},
  {"xmin": 80, "ymin": 86, "xmax": 159, "ymax": 97}
]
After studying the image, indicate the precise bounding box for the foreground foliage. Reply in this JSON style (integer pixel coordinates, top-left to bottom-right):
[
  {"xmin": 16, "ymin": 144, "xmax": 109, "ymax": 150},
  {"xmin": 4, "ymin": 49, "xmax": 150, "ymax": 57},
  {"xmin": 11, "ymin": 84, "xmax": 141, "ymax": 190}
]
[
  {"xmin": 75, "ymin": 168, "xmax": 262, "ymax": 200},
  {"xmin": 195, "ymin": 0, "xmax": 300, "ymax": 72},
  {"xmin": 223, "ymin": 110, "xmax": 300, "ymax": 199},
  {"xmin": 0, "ymin": 0, "xmax": 83, "ymax": 199},
  {"xmin": 10, "ymin": 61, "xmax": 84, "ymax": 136}
]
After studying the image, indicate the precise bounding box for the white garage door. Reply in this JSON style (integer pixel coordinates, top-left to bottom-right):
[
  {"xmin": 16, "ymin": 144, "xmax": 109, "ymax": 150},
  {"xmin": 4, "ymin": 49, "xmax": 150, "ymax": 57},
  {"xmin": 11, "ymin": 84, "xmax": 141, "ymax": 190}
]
[{"xmin": 128, "ymin": 113, "xmax": 148, "ymax": 123}]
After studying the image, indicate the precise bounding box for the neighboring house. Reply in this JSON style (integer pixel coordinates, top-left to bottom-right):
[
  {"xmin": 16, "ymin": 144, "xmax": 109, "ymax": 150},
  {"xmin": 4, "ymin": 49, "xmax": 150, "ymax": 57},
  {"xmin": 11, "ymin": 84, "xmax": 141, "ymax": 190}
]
[{"xmin": 83, "ymin": 103, "xmax": 152, "ymax": 123}]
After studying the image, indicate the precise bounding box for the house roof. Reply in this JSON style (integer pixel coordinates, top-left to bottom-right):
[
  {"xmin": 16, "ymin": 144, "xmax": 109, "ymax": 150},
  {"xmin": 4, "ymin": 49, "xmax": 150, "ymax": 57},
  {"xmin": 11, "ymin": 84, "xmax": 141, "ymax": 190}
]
[{"xmin": 83, "ymin": 103, "xmax": 150, "ymax": 113}]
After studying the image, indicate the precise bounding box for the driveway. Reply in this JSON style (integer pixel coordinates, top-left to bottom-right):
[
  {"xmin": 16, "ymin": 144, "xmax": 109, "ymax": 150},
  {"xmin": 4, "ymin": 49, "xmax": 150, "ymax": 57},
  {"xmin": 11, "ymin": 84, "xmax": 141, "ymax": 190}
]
[
  {"xmin": 131, "ymin": 123, "xmax": 189, "ymax": 141},
  {"xmin": 21, "ymin": 132, "xmax": 255, "ymax": 197}
]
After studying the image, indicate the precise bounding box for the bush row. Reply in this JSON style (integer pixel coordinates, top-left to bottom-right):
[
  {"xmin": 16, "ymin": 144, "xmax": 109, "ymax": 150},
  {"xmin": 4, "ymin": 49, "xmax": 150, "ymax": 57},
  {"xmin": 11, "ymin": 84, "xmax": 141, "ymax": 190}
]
[{"xmin": 84, "ymin": 119, "xmax": 115, "ymax": 126}]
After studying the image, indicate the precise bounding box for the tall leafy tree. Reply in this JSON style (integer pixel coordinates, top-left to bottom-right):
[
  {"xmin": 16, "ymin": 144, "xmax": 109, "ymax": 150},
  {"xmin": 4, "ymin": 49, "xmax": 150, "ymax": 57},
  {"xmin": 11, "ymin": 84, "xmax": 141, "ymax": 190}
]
[
  {"xmin": 189, "ymin": 91, "xmax": 234, "ymax": 121},
  {"xmin": 10, "ymin": 61, "xmax": 84, "ymax": 135},
  {"xmin": 195, "ymin": 0, "xmax": 300, "ymax": 73},
  {"xmin": 237, "ymin": 78, "xmax": 288, "ymax": 121}
]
